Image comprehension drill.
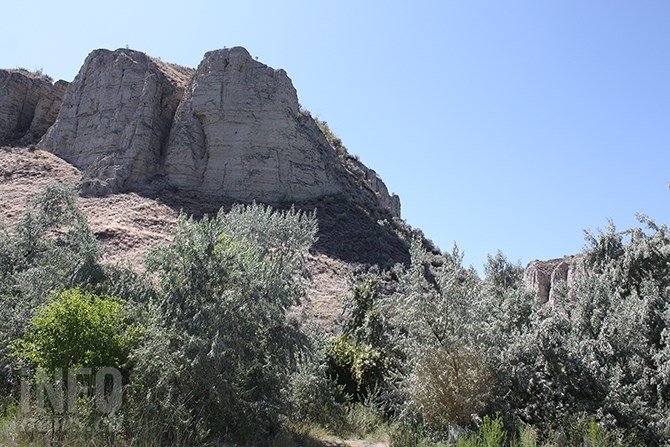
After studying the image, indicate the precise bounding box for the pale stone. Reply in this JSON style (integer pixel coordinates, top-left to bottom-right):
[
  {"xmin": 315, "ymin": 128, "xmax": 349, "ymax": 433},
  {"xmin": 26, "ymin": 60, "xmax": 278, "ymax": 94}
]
[
  {"xmin": 30, "ymin": 46, "xmax": 401, "ymax": 218},
  {"xmin": 524, "ymin": 255, "xmax": 584, "ymax": 303},
  {"xmin": 165, "ymin": 47, "xmax": 401, "ymax": 217},
  {"xmin": 0, "ymin": 69, "xmax": 65, "ymax": 145},
  {"xmin": 21, "ymin": 80, "xmax": 68, "ymax": 145},
  {"xmin": 39, "ymin": 49, "xmax": 193, "ymax": 195},
  {"xmin": 165, "ymin": 47, "xmax": 345, "ymax": 201}
]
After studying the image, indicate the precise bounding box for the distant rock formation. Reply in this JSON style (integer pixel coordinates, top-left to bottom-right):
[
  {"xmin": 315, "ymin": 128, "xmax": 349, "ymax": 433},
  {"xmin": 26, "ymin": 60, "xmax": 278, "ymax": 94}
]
[
  {"xmin": 26, "ymin": 47, "xmax": 400, "ymax": 217},
  {"xmin": 39, "ymin": 49, "xmax": 194, "ymax": 195},
  {"xmin": 524, "ymin": 255, "xmax": 584, "ymax": 303},
  {"xmin": 0, "ymin": 69, "xmax": 67, "ymax": 146}
]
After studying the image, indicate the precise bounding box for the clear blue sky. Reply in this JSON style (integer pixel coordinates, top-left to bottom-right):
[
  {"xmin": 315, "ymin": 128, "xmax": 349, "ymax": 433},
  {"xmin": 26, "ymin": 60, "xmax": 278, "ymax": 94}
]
[{"xmin": 4, "ymin": 1, "xmax": 669, "ymax": 271}]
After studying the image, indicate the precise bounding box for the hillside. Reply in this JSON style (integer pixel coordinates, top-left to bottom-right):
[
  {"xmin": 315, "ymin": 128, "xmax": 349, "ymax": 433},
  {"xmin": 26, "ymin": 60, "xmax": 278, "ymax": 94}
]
[
  {"xmin": 0, "ymin": 146, "xmax": 414, "ymax": 327},
  {"xmin": 0, "ymin": 46, "xmax": 432, "ymax": 327}
]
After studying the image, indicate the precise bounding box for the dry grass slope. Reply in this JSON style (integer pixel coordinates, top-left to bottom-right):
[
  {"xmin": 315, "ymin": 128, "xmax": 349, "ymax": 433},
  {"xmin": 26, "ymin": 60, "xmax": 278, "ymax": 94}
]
[{"xmin": 0, "ymin": 146, "xmax": 413, "ymax": 327}]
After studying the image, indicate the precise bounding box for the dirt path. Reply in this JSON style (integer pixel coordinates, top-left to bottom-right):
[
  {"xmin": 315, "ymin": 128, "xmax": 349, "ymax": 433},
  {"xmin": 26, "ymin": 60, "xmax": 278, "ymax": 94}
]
[{"xmin": 319, "ymin": 437, "xmax": 389, "ymax": 447}]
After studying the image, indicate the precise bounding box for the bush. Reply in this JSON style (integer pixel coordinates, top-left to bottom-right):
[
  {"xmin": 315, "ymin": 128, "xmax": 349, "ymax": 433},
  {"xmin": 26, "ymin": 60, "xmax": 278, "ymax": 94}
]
[
  {"xmin": 130, "ymin": 203, "xmax": 318, "ymax": 443},
  {"xmin": 12, "ymin": 288, "xmax": 138, "ymax": 372},
  {"xmin": 285, "ymin": 325, "xmax": 346, "ymax": 429},
  {"xmin": 0, "ymin": 183, "xmax": 103, "ymax": 401},
  {"xmin": 410, "ymin": 346, "xmax": 493, "ymax": 427}
]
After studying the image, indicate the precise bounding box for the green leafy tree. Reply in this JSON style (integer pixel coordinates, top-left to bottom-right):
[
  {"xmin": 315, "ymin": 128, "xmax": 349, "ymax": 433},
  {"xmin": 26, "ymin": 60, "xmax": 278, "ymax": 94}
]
[
  {"xmin": 13, "ymin": 288, "xmax": 138, "ymax": 372},
  {"xmin": 0, "ymin": 183, "xmax": 103, "ymax": 401}
]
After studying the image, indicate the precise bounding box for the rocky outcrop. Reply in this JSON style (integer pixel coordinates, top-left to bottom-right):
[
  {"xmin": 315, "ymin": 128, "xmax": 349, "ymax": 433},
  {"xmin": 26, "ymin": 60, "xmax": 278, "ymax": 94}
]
[
  {"xmin": 30, "ymin": 46, "xmax": 400, "ymax": 217},
  {"xmin": 343, "ymin": 158, "xmax": 401, "ymax": 218},
  {"xmin": 524, "ymin": 255, "xmax": 584, "ymax": 303},
  {"xmin": 0, "ymin": 69, "xmax": 67, "ymax": 146},
  {"xmin": 165, "ymin": 47, "xmax": 344, "ymax": 202},
  {"xmin": 23, "ymin": 80, "xmax": 69, "ymax": 144},
  {"xmin": 39, "ymin": 49, "xmax": 194, "ymax": 195}
]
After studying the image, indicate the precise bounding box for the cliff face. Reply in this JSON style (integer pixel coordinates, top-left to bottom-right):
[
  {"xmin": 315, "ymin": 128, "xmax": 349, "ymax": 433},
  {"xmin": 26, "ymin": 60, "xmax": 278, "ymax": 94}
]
[
  {"xmin": 39, "ymin": 49, "xmax": 193, "ymax": 195},
  {"xmin": 524, "ymin": 255, "xmax": 584, "ymax": 303},
  {"xmin": 0, "ymin": 69, "xmax": 67, "ymax": 146},
  {"xmin": 20, "ymin": 47, "xmax": 401, "ymax": 217},
  {"xmin": 164, "ymin": 47, "xmax": 345, "ymax": 202}
]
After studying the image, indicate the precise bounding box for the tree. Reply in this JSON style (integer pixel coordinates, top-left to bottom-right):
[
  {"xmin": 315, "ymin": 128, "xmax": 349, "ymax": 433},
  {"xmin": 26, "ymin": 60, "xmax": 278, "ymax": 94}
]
[
  {"xmin": 386, "ymin": 239, "xmax": 491, "ymax": 427},
  {"xmin": 131, "ymin": 203, "xmax": 317, "ymax": 443},
  {"xmin": 13, "ymin": 288, "xmax": 137, "ymax": 373},
  {"xmin": 0, "ymin": 183, "xmax": 103, "ymax": 401}
]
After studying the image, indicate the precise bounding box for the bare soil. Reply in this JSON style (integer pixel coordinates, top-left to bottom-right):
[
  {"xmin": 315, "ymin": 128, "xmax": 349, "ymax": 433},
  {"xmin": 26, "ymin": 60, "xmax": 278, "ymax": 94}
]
[{"xmin": 0, "ymin": 147, "xmax": 411, "ymax": 327}]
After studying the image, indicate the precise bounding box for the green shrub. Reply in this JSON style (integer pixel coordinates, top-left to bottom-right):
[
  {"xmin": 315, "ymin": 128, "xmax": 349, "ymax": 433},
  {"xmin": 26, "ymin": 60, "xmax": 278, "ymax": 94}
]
[
  {"xmin": 328, "ymin": 334, "xmax": 386, "ymax": 398},
  {"xmin": 13, "ymin": 288, "xmax": 138, "ymax": 372},
  {"xmin": 585, "ymin": 418, "xmax": 609, "ymax": 447},
  {"xmin": 0, "ymin": 183, "xmax": 104, "ymax": 401}
]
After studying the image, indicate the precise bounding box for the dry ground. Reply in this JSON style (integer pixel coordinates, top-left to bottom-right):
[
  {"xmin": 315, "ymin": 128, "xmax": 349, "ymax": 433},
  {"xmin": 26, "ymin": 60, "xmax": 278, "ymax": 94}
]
[{"xmin": 0, "ymin": 147, "xmax": 412, "ymax": 327}]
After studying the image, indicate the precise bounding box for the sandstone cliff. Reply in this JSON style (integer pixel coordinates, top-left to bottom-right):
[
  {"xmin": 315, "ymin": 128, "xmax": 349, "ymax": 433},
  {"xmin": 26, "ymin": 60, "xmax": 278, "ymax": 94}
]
[
  {"xmin": 29, "ymin": 47, "xmax": 400, "ymax": 217},
  {"xmin": 0, "ymin": 69, "xmax": 67, "ymax": 146},
  {"xmin": 165, "ymin": 47, "xmax": 345, "ymax": 202},
  {"xmin": 39, "ymin": 49, "xmax": 194, "ymax": 195},
  {"xmin": 524, "ymin": 254, "xmax": 584, "ymax": 303}
]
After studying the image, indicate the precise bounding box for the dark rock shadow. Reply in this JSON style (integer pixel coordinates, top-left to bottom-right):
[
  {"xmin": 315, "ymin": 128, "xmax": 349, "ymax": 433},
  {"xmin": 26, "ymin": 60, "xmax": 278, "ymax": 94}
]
[{"xmin": 132, "ymin": 187, "xmax": 411, "ymax": 269}]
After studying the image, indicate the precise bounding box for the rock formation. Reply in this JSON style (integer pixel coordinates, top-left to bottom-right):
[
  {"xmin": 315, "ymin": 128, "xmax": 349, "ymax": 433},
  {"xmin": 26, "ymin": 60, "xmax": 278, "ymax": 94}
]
[
  {"xmin": 524, "ymin": 255, "xmax": 584, "ymax": 303},
  {"xmin": 0, "ymin": 69, "xmax": 67, "ymax": 146},
  {"xmin": 6, "ymin": 46, "xmax": 401, "ymax": 216},
  {"xmin": 165, "ymin": 47, "xmax": 345, "ymax": 202},
  {"xmin": 345, "ymin": 159, "xmax": 401, "ymax": 218},
  {"xmin": 164, "ymin": 47, "xmax": 401, "ymax": 217},
  {"xmin": 24, "ymin": 80, "xmax": 69, "ymax": 144},
  {"xmin": 39, "ymin": 49, "xmax": 194, "ymax": 195}
]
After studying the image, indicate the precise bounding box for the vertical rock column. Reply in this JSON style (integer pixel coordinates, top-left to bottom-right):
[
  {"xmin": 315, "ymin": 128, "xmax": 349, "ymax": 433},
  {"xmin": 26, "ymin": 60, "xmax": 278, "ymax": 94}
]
[
  {"xmin": 39, "ymin": 49, "xmax": 192, "ymax": 195},
  {"xmin": 165, "ymin": 47, "xmax": 345, "ymax": 201},
  {"xmin": 0, "ymin": 69, "xmax": 65, "ymax": 146}
]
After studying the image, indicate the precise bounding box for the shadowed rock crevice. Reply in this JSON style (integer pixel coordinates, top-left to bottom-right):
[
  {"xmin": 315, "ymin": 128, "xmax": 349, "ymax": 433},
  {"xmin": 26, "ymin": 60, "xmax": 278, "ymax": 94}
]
[
  {"xmin": 0, "ymin": 69, "xmax": 67, "ymax": 146},
  {"xmin": 131, "ymin": 187, "xmax": 411, "ymax": 268}
]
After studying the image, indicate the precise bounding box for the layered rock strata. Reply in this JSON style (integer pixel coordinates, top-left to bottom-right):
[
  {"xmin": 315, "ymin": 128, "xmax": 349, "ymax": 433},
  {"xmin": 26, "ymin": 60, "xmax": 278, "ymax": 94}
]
[
  {"xmin": 23, "ymin": 46, "xmax": 400, "ymax": 216},
  {"xmin": 164, "ymin": 47, "xmax": 345, "ymax": 202},
  {"xmin": 39, "ymin": 49, "xmax": 193, "ymax": 195},
  {"xmin": 524, "ymin": 255, "xmax": 584, "ymax": 303},
  {"xmin": 0, "ymin": 69, "xmax": 67, "ymax": 146}
]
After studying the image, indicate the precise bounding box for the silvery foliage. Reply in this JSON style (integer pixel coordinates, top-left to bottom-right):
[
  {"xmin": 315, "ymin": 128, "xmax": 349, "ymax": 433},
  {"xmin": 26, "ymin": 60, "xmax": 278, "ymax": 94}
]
[
  {"xmin": 390, "ymin": 239, "xmax": 482, "ymax": 359},
  {"xmin": 380, "ymin": 221, "xmax": 670, "ymax": 444},
  {"xmin": 132, "ymin": 203, "xmax": 318, "ymax": 442},
  {"xmin": 385, "ymin": 238, "xmax": 492, "ymax": 425},
  {"xmin": 0, "ymin": 183, "xmax": 101, "ymax": 397},
  {"xmin": 496, "ymin": 217, "xmax": 670, "ymax": 443}
]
